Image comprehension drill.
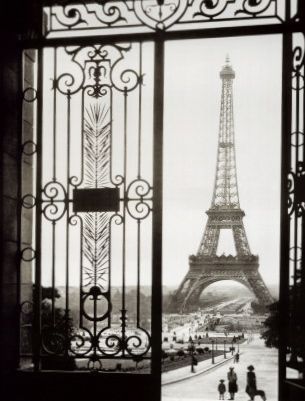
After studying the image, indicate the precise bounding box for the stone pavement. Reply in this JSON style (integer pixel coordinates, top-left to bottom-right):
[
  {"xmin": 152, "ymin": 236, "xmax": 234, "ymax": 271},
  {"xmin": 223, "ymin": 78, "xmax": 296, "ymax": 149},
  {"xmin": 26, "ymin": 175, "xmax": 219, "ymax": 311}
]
[{"xmin": 162, "ymin": 335, "xmax": 278, "ymax": 401}]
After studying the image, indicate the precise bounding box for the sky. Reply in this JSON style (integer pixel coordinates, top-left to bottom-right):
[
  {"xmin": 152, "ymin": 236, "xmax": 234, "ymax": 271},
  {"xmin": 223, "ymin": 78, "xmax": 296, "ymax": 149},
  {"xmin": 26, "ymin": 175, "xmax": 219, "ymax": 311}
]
[{"xmin": 163, "ymin": 34, "xmax": 282, "ymax": 288}]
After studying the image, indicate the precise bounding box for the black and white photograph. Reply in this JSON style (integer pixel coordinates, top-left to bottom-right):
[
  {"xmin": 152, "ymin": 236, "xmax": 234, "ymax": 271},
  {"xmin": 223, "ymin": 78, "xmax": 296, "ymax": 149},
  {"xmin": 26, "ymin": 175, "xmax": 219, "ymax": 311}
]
[{"xmin": 1, "ymin": 1, "xmax": 305, "ymax": 401}]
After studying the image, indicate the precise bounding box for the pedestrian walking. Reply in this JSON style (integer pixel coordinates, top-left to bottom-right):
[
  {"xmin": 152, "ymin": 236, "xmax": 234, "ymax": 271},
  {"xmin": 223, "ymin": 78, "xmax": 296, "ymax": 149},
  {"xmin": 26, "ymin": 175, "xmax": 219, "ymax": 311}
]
[
  {"xmin": 227, "ymin": 367, "xmax": 238, "ymax": 400},
  {"xmin": 218, "ymin": 379, "xmax": 226, "ymax": 400},
  {"xmin": 246, "ymin": 365, "xmax": 267, "ymax": 401},
  {"xmin": 234, "ymin": 352, "xmax": 239, "ymax": 363}
]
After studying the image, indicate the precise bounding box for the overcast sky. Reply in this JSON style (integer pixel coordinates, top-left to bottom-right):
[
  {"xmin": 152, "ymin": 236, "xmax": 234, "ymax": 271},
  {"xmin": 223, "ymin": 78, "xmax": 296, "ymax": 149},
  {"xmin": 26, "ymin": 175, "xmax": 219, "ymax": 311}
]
[{"xmin": 163, "ymin": 34, "xmax": 282, "ymax": 288}]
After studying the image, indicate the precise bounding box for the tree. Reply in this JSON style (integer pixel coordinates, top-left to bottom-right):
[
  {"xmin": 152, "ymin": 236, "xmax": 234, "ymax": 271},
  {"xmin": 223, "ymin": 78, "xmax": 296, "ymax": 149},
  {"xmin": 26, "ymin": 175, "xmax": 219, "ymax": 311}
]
[
  {"xmin": 41, "ymin": 287, "xmax": 74, "ymax": 338},
  {"xmin": 262, "ymin": 288, "xmax": 305, "ymax": 372},
  {"xmin": 261, "ymin": 302, "xmax": 279, "ymax": 348},
  {"xmin": 251, "ymin": 300, "xmax": 268, "ymax": 314},
  {"xmin": 40, "ymin": 286, "xmax": 76, "ymax": 369}
]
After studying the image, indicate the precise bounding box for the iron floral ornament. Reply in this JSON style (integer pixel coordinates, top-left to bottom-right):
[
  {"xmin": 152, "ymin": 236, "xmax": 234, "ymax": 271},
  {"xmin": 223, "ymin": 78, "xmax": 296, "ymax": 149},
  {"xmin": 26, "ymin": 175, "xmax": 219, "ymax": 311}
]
[{"xmin": 45, "ymin": 0, "xmax": 281, "ymax": 36}]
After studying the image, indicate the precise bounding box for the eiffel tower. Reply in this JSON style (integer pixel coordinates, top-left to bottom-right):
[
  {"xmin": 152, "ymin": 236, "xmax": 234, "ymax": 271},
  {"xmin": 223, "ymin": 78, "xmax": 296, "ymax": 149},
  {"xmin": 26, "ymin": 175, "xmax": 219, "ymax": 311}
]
[{"xmin": 173, "ymin": 57, "xmax": 273, "ymax": 313}]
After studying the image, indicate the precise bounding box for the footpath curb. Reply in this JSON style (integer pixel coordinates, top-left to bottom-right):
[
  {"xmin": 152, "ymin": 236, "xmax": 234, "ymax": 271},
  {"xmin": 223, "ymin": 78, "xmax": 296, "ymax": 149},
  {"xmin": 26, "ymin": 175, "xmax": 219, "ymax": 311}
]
[{"xmin": 162, "ymin": 353, "xmax": 241, "ymax": 386}]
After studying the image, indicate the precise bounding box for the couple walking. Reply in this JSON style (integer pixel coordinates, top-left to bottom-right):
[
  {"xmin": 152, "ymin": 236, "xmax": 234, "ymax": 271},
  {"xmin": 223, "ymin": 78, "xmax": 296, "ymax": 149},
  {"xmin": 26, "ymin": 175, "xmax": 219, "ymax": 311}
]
[
  {"xmin": 217, "ymin": 366, "xmax": 238, "ymax": 400},
  {"xmin": 218, "ymin": 365, "xmax": 266, "ymax": 401}
]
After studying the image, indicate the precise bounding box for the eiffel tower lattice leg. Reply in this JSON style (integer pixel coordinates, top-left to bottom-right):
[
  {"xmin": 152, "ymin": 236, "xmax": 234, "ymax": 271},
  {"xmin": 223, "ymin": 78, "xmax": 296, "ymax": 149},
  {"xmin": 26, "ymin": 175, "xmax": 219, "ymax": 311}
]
[
  {"xmin": 197, "ymin": 223, "xmax": 220, "ymax": 256},
  {"xmin": 246, "ymin": 271, "xmax": 274, "ymax": 305},
  {"xmin": 178, "ymin": 277, "xmax": 217, "ymax": 312},
  {"xmin": 170, "ymin": 276, "xmax": 197, "ymax": 311},
  {"xmin": 232, "ymin": 224, "xmax": 251, "ymax": 256}
]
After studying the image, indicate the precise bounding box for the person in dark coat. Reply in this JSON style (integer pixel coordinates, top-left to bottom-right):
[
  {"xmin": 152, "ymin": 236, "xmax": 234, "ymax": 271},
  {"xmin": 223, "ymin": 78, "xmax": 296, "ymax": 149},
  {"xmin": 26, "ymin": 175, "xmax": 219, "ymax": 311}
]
[
  {"xmin": 227, "ymin": 367, "xmax": 238, "ymax": 400},
  {"xmin": 218, "ymin": 379, "xmax": 226, "ymax": 400},
  {"xmin": 246, "ymin": 365, "xmax": 266, "ymax": 401}
]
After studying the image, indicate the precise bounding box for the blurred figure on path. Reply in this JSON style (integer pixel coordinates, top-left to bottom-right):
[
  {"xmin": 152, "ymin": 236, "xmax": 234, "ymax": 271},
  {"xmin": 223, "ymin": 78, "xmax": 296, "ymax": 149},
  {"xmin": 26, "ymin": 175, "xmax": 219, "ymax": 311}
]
[
  {"xmin": 246, "ymin": 365, "xmax": 266, "ymax": 401},
  {"xmin": 218, "ymin": 379, "xmax": 226, "ymax": 400},
  {"xmin": 227, "ymin": 367, "xmax": 238, "ymax": 400}
]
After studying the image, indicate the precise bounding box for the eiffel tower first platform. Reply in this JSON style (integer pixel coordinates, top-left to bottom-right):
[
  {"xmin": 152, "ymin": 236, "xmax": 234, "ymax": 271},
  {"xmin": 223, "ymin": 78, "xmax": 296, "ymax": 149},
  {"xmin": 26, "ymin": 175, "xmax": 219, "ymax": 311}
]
[{"xmin": 172, "ymin": 57, "xmax": 273, "ymax": 313}]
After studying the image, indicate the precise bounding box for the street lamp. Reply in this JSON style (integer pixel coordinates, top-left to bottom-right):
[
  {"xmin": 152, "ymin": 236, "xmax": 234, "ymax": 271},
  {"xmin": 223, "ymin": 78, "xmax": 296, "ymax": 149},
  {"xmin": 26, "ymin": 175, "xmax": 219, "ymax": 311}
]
[
  {"xmin": 189, "ymin": 340, "xmax": 195, "ymax": 373},
  {"xmin": 215, "ymin": 338, "xmax": 218, "ymax": 350},
  {"xmin": 211, "ymin": 339, "xmax": 215, "ymax": 364},
  {"xmin": 224, "ymin": 340, "xmax": 227, "ymax": 359}
]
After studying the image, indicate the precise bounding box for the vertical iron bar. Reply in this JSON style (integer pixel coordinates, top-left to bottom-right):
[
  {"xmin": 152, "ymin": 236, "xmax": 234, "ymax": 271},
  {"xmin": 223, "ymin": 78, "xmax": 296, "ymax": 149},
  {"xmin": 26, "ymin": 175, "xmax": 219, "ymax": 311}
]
[
  {"xmin": 17, "ymin": 46, "xmax": 24, "ymax": 367},
  {"xmin": 301, "ymin": 215, "xmax": 305, "ymax": 381},
  {"xmin": 279, "ymin": 29, "xmax": 292, "ymax": 401},
  {"xmin": 52, "ymin": 47, "xmax": 57, "ymax": 327},
  {"xmin": 151, "ymin": 36, "xmax": 164, "ymax": 394},
  {"xmin": 109, "ymin": 88, "xmax": 113, "ymax": 329},
  {"xmin": 108, "ymin": 214, "xmax": 112, "ymax": 328},
  {"xmin": 137, "ymin": 42, "xmax": 143, "ymax": 328},
  {"xmin": 138, "ymin": 42, "xmax": 143, "ymax": 180},
  {"xmin": 50, "ymin": 49, "xmax": 57, "ymax": 325},
  {"xmin": 301, "ymin": 32, "xmax": 305, "ymax": 382},
  {"xmin": 122, "ymin": 88, "xmax": 128, "ymax": 355},
  {"xmin": 51, "ymin": 221, "xmax": 55, "ymax": 325},
  {"xmin": 79, "ymin": 90, "xmax": 85, "ymax": 329},
  {"xmin": 65, "ymin": 90, "xmax": 71, "ymax": 355},
  {"xmin": 33, "ymin": 46, "xmax": 44, "ymax": 371},
  {"xmin": 137, "ymin": 219, "xmax": 141, "ymax": 327},
  {"xmin": 291, "ymin": 45, "xmax": 299, "ymax": 371},
  {"xmin": 53, "ymin": 47, "xmax": 57, "ymax": 181}
]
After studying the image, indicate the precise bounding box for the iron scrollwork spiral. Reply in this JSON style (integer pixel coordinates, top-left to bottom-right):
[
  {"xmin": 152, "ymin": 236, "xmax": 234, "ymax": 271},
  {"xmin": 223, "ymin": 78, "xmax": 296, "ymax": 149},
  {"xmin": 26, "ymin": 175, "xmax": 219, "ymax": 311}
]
[
  {"xmin": 54, "ymin": 70, "xmax": 85, "ymax": 96},
  {"xmin": 292, "ymin": 45, "xmax": 305, "ymax": 91},
  {"xmin": 288, "ymin": 163, "xmax": 305, "ymax": 217},
  {"xmin": 235, "ymin": 0, "xmax": 275, "ymax": 17},
  {"xmin": 69, "ymin": 328, "xmax": 93, "ymax": 357},
  {"xmin": 293, "ymin": 45, "xmax": 305, "ymax": 73},
  {"xmin": 194, "ymin": 0, "xmax": 235, "ymax": 18},
  {"xmin": 125, "ymin": 329, "xmax": 151, "ymax": 357},
  {"xmin": 41, "ymin": 326, "xmax": 66, "ymax": 355},
  {"xmin": 289, "ymin": 40, "xmax": 305, "ymax": 217},
  {"xmin": 96, "ymin": 326, "xmax": 151, "ymax": 357},
  {"xmin": 52, "ymin": 2, "xmax": 128, "ymax": 30},
  {"xmin": 42, "ymin": 181, "xmax": 68, "ymax": 222},
  {"xmin": 126, "ymin": 179, "xmax": 153, "ymax": 220}
]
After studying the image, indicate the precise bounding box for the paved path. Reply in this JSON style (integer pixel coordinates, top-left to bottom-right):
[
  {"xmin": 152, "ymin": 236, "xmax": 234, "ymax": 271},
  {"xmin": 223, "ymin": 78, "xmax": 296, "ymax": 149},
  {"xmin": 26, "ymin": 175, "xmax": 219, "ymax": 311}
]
[
  {"xmin": 162, "ymin": 353, "xmax": 236, "ymax": 385},
  {"xmin": 162, "ymin": 335, "xmax": 278, "ymax": 401}
]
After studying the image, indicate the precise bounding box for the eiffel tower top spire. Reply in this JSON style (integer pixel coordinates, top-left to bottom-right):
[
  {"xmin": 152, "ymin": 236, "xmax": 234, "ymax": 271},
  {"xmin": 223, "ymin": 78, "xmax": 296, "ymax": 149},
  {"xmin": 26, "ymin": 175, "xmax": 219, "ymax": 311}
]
[{"xmin": 211, "ymin": 56, "xmax": 240, "ymax": 210}]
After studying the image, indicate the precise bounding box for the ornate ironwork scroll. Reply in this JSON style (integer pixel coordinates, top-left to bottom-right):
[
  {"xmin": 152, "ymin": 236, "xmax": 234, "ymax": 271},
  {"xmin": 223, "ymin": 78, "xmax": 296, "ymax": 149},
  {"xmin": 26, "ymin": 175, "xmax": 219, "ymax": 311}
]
[
  {"xmin": 43, "ymin": 0, "xmax": 284, "ymax": 38},
  {"xmin": 29, "ymin": 41, "xmax": 154, "ymax": 372},
  {"xmin": 285, "ymin": 32, "xmax": 305, "ymax": 380}
]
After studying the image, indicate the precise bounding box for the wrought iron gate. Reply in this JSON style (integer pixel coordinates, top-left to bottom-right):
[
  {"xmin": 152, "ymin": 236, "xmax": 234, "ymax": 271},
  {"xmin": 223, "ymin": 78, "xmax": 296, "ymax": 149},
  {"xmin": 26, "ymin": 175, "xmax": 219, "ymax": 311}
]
[
  {"xmin": 17, "ymin": 1, "xmax": 305, "ymax": 400},
  {"xmin": 20, "ymin": 40, "xmax": 159, "ymax": 372}
]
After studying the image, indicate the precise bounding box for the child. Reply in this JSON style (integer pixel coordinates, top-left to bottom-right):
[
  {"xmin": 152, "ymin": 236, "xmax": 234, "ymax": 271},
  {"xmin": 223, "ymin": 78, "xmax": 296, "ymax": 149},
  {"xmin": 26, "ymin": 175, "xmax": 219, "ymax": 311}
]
[{"xmin": 218, "ymin": 379, "xmax": 226, "ymax": 400}]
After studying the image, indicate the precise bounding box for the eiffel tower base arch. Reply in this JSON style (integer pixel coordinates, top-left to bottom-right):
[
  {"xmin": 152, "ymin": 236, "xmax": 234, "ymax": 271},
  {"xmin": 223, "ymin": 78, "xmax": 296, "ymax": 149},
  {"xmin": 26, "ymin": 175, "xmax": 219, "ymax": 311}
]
[{"xmin": 171, "ymin": 254, "xmax": 274, "ymax": 313}]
